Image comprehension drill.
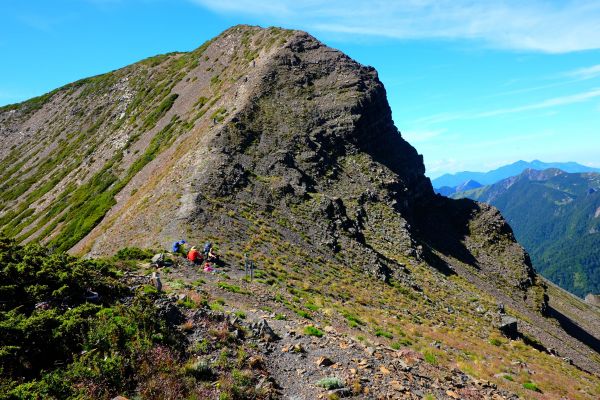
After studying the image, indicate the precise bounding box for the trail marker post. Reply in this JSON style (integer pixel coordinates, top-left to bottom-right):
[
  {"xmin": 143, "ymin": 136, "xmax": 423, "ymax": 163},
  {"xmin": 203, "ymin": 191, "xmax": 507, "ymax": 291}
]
[{"xmin": 244, "ymin": 253, "xmax": 255, "ymax": 281}]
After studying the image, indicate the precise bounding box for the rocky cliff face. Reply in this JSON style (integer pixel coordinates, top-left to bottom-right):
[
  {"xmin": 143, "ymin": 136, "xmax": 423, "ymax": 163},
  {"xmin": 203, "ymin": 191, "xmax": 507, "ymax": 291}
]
[{"xmin": 1, "ymin": 25, "xmax": 599, "ymax": 388}]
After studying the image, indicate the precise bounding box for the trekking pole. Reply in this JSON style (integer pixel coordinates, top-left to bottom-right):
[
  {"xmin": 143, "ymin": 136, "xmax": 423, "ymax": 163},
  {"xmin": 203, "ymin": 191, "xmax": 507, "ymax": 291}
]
[{"xmin": 250, "ymin": 260, "xmax": 254, "ymax": 281}]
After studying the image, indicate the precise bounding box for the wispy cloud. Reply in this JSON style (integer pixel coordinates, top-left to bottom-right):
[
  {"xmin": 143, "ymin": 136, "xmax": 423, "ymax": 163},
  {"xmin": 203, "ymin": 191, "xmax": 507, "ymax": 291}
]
[
  {"xmin": 477, "ymin": 63, "xmax": 600, "ymax": 100},
  {"xmin": 425, "ymin": 158, "xmax": 466, "ymax": 177},
  {"xmin": 16, "ymin": 12, "xmax": 77, "ymax": 32},
  {"xmin": 401, "ymin": 128, "xmax": 446, "ymax": 143},
  {"xmin": 413, "ymin": 88, "xmax": 600, "ymax": 125},
  {"xmin": 566, "ymin": 64, "xmax": 600, "ymax": 80},
  {"xmin": 472, "ymin": 88, "xmax": 600, "ymax": 117},
  {"xmin": 192, "ymin": 0, "xmax": 600, "ymax": 53}
]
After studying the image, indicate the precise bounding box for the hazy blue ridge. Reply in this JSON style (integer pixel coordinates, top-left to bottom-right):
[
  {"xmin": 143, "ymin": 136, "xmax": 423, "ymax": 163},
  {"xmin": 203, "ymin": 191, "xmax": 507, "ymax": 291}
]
[{"xmin": 432, "ymin": 160, "xmax": 600, "ymax": 189}]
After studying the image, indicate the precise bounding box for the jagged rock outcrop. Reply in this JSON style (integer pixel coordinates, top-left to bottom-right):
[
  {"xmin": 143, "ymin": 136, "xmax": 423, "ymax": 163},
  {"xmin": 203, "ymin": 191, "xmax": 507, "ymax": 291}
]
[
  {"xmin": 1, "ymin": 25, "xmax": 598, "ymax": 378},
  {"xmin": 585, "ymin": 294, "xmax": 600, "ymax": 307}
]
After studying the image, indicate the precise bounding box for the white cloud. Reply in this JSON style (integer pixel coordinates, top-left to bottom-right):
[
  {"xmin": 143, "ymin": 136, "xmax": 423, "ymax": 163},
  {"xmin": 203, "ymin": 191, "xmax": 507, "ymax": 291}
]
[
  {"xmin": 425, "ymin": 158, "xmax": 464, "ymax": 177},
  {"xmin": 191, "ymin": 0, "xmax": 600, "ymax": 53},
  {"xmin": 401, "ymin": 128, "xmax": 446, "ymax": 143},
  {"xmin": 472, "ymin": 88, "xmax": 600, "ymax": 117},
  {"xmin": 566, "ymin": 64, "xmax": 600, "ymax": 80},
  {"xmin": 412, "ymin": 88, "xmax": 600, "ymax": 125},
  {"xmin": 587, "ymin": 160, "xmax": 600, "ymax": 168}
]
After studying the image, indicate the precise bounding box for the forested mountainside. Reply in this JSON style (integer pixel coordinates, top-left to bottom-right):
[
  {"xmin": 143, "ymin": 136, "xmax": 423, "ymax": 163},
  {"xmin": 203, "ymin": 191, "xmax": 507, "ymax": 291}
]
[
  {"xmin": 454, "ymin": 168, "xmax": 600, "ymax": 298},
  {"xmin": 1, "ymin": 25, "xmax": 599, "ymax": 399}
]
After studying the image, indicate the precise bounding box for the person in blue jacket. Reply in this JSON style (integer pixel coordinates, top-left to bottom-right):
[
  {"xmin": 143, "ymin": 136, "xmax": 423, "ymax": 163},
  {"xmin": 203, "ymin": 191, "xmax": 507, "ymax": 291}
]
[{"xmin": 172, "ymin": 240, "xmax": 186, "ymax": 255}]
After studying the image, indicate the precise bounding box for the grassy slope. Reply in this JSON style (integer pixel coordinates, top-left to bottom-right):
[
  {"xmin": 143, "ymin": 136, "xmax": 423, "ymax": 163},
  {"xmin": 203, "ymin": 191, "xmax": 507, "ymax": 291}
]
[{"xmin": 0, "ymin": 41, "xmax": 214, "ymax": 251}]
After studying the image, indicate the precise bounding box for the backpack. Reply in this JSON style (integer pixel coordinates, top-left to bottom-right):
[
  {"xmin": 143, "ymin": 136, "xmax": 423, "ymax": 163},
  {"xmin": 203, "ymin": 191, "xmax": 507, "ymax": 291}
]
[
  {"xmin": 203, "ymin": 242, "xmax": 212, "ymax": 254},
  {"xmin": 151, "ymin": 253, "xmax": 165, "ymax": 265}
]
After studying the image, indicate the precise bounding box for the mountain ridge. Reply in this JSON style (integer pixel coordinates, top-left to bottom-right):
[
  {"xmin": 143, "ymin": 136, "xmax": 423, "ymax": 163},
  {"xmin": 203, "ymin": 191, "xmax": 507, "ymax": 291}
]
[
  {"xmin": 432, "ymin": 160, "xmax": 600, "ymax": 189},
  {"xmin": 1, "ymin": 25, "xmax": 600, "ymax": 397}
]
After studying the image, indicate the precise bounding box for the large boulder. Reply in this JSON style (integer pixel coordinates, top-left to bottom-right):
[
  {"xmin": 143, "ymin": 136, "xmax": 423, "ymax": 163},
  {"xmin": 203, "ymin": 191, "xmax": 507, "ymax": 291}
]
[{"xmin": 499, "ymin": 316, "xmax": 518, "ymax": 339}]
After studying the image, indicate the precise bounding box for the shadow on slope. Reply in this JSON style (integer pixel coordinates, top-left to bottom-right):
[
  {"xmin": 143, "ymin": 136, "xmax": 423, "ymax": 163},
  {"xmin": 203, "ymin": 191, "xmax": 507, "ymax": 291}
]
[
  {"xmin": 412, "ymin": 196, "xmax": 480, "ymax": 269},
  {"xmin": 549, "ymin": 306, "xmax": 600, "ymax": 354}
]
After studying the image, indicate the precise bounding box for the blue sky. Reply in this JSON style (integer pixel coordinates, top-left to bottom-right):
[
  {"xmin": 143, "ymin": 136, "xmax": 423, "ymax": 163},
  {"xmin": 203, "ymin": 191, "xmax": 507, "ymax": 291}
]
[{"xmin": 1, "ymin": 1, "xmax": 599, "ymax": 178}]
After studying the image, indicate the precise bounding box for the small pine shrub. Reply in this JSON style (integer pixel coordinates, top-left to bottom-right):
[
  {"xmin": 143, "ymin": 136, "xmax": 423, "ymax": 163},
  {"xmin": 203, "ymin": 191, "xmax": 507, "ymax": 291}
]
[
  {"xmin": 374, "ymin": 329, "xmax": 393, "ymax": 339},
  {"xmin": 316, "ymin": 377, "xmax": 344, "ymax": 390},
  {"xmin": 523, "ymin": 381, "xmax": 541, "ymax": 392},
  {"xmin": 342, "ymin": 311, "xmax": 364, "ymax": 327},
  {"xmin": 185, "ymin": 358, "xmax": 213, "ymax": 381},
  {"xmin": 391, "ymin": 338, "xmax": 413, "ymax": 350},
  {"xmin": 423, "ymin": 350, "xmax": 438, "ymax": 365},
  {"xmin": 295, "ymin": 309, "xmax": 311, "ymax": 319},
  {"xmin": 303, "ymin": 326, "xmax": 324, "ymax": 337},
  {"xmin": 217, "ymin": 282, "xmax": 247, "ymax": 294},
  {"xmin": 114, "ymin": 247, "xmax": 154, "ymax": 260}
]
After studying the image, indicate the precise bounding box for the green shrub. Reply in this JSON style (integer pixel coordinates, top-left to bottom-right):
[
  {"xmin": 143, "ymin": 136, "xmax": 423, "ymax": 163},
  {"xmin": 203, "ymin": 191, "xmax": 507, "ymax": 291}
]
[
  {"xmin": 178, "ymin": 298, "xmax": 197, "ymax": 309},
  {"xmin": 142, "ymin": 284, "xmax": 159, "ymax": 295},
  {"xmin": 210, "ymin": 107, "xmax": 227, "ymax": 123},
  {"xmin": 489, "ymin": 338, "xmax": 503, "ymax": 346},
  {"xmin": 142, "ymin": 93, "xmax": 179, "ymax": 130},
  {"xmin": 374, "ymin": 329, "xmax": 393, "ymax": 339},
  {"xmin": 391, "ymin": 338, "xmax": 412, "ymax": 349},
  {"xmin": 114, "ymin": 247, "xmax": 154, "ymax": 261},
  {"xmin": 0, "ymin": 238, "xmax": 185, "ymax": 399},
  {"xmin": 184, "ymin": 358, "xmax": 213, "ymax": 381},
  {"xmin": 303, "ymin": 326, "xmax": 324, "ymax": 337},
  {"xmin": 523, "ymin": 381, "xmax": 541, "ymax": 392},
  {"xmin": 217, "ymin": 282, "xmax": 247, "ymax": 294},
  {"xmin": 190, "ymin": 338, "xmax": 210, "ymax": 354},
  {"xmin": 316, "ymin": 377, "xmax": 344, "ymax": 390},
  {"xmin": 423, "ymin": 350, "xmax": 438, "ymax": 365},
  {"xmin": 295, "ymin": 309, "xmax": 311, "ymax": 319},
  {"xmin": 341, "ymin": 311, "xmax": 364, "ymax": 327}
]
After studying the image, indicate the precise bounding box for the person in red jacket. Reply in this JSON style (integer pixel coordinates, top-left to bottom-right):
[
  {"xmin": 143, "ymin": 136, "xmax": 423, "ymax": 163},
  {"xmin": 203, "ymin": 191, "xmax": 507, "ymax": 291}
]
[{"xmin": 187, "ymin": 246, "xmax": 202, "ymax": 264}]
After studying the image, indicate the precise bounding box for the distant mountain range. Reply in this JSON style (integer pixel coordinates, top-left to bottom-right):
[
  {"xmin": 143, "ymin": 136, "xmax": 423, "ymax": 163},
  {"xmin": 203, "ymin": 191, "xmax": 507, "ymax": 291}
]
[
  {"xmin": 435, "ymin": 179, "xmax": 482, "ymax": 196},
  {"xmin": 453, "ymin": 168, "xmax": 600, "ymax": 298},
  {"xmin": 432, "ymin": 160, "xmax": 600, "ymax": 189}
]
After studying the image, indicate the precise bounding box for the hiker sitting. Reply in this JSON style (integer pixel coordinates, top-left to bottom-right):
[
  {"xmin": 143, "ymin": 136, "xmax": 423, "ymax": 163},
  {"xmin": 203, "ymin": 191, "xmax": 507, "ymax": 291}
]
[
  {"xmin": 207, "ymin": 247, "xmax": 219, "ymax": 262},
  {"xmin": 203, "ymin": 261, "xmax": 214, "ymax": 273},
  {"xmin": 187, "ymin": 247, "xmax": 203, "ymax": 265},
  {"xmin": 172, "ymin": 239, "xmax": 186, "ymax": 255},
  {"xmin": 203, "ymin": 242, "xmax": 212, "ymax": 258}
]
